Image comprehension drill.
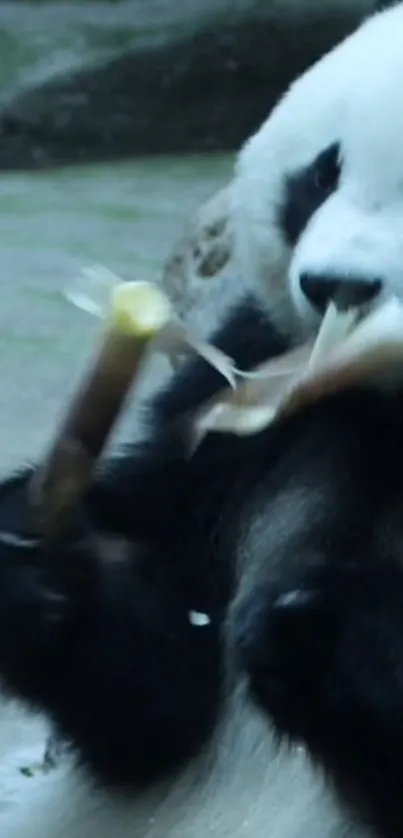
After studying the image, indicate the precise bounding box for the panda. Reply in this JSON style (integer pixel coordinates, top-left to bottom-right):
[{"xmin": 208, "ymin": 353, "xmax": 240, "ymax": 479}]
[{"xmin": 1, "ymin": 3, "xmax": 403, "ymax": 838}]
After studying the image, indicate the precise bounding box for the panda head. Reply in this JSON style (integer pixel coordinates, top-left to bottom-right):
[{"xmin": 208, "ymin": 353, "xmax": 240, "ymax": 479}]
[{"xmin": 233, "ymin": 3, "xmax": 403, "ymax": 337}]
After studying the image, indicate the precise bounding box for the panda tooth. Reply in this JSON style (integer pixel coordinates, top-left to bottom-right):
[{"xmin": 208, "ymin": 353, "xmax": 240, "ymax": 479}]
[{"xmin": 308, "ymin": 303, "xmax": 359, "ymax": 370}]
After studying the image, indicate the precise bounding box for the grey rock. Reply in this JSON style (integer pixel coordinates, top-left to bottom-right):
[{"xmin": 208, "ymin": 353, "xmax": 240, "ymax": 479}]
[{"xmin": 0, "ymin": 0, "xmax": 379, "ymax": 169}]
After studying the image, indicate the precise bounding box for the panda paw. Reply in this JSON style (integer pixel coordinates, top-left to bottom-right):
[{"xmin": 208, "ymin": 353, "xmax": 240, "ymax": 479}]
[
  {"xmin": 236, "ymin": 561, "xmax": 403, "ymax": 836},
  {"xmin": 235, "ymin": 561, "xmax": 403, "ymax": 756},
  {"xmin": 234, "ymin": 565, "xmax": 337, "ymax": 740}
]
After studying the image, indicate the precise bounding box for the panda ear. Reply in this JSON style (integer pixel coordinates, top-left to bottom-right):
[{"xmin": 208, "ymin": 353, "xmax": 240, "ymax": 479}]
[{"xmin": 161, "ymin": 186, "xmax": 233, "ymax": 315}]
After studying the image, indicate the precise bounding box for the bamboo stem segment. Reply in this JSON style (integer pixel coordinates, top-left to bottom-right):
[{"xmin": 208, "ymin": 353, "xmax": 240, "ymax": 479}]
[{"xmin": 31, "ymin": 281, "xmax": 171, "ymax": 541}]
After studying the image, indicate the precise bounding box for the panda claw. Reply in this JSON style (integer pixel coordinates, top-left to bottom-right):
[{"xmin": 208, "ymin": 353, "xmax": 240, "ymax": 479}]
[{"xmin": 273, "ymin": 587, "xmax": 318, "ymax": 610}]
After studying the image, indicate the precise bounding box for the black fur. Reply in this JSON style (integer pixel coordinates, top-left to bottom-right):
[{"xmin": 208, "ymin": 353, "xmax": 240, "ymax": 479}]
[
  {"xmin": 0, "ymin": 294, "xmax": 403, "ymax": 837},
  {"xmin": 0, "ymin": 296, "xmax": 288, "ymax": 791},
  {"xmin": 280, "ymin": 142, "xmax": 341, "ymax": 246},
  {"xmin": 154, "ymin": 293, "xmax": 286, "ymax": 420},
  {"xmin": 233, "ymin": 386, "xmax": 403, "ymax": 838}
]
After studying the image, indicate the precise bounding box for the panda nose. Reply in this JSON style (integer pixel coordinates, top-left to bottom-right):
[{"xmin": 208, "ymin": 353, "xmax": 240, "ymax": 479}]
[{"xmin": 300, "ymin": 273, "xmax": 383, "ymax": 312}]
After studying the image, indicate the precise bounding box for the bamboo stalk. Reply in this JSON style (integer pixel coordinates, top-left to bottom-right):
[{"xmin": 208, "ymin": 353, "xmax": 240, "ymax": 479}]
[{"xmin": 31, "ymin": 281, "xmax": 171, "ymax": 541}]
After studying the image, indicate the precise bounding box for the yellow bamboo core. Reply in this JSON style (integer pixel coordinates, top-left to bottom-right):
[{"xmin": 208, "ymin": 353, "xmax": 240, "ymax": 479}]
[{"xmin": 109, "ymin": 281, "xmax": 172, "ymax": 337}]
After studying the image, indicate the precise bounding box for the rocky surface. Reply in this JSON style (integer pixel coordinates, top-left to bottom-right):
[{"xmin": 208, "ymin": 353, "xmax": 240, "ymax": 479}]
[{"xmin": 0, "ymin": 0, "xmax": 378, "ymax": 168}]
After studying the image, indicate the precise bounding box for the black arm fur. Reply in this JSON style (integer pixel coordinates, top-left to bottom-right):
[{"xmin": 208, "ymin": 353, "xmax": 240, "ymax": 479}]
[
  {"xmin": 0, "ymin": 294, "xmax": 403, "ymax": 836},
  {"xmin": 0, "ymin": 295, "xmax": 286, "ymax": 790}
]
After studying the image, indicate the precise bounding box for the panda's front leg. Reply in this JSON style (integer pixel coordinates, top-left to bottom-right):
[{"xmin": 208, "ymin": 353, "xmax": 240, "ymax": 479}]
[
  {"xmin": 235, "ymin": 561, "xmax": 403, "ymax": 838},
  {"xmin": 153, "ymin": 294, "xmax": 288, "ymax": 422},
  {"xmin": 0, "ymin": 471, "xmax": 224, "ymax": 793}
]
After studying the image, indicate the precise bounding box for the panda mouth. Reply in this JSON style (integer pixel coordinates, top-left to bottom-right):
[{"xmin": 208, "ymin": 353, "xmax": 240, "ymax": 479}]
[
  {"xmin": 193, "ymin": 295, "xmax": 403, "ymax": 441},
  {"xmin": 278, "ymin": 294, "xmax": 403, "ymax": 417}
]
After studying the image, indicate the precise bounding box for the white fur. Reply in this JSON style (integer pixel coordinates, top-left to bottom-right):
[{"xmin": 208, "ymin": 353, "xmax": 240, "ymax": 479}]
[
  {"xmin": 233, "ymin": 2, "xmax": 403, "ymax": 334},
  {"xmin": 0, "ymin": 688, "xmax": 356, "ymax": 838}
]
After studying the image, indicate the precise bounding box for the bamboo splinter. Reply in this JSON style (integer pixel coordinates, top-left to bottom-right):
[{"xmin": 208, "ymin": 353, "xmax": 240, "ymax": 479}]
[
  {"xmin": 193, "ymin": 296, "xmax": 403, "ymax": 443},
  {"xmin": 31, "ymin": 281, "xmax": 171, "ymax": 541}
]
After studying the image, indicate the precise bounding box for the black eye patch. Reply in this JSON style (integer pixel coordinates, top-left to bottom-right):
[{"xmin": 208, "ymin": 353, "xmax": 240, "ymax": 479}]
[{"xmin": 279, "ymin": 142, "xmax": 341, "ymax": 247}]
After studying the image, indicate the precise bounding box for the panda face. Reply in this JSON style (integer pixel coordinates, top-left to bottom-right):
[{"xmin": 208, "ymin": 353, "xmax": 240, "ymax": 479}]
[
  {"xmin": 288, "ymin": 85, "xmax": 403, "ymax": 324},
  {"xmin": 233, "ymin": 3, "xmax": 403, "ymax": 335}
]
